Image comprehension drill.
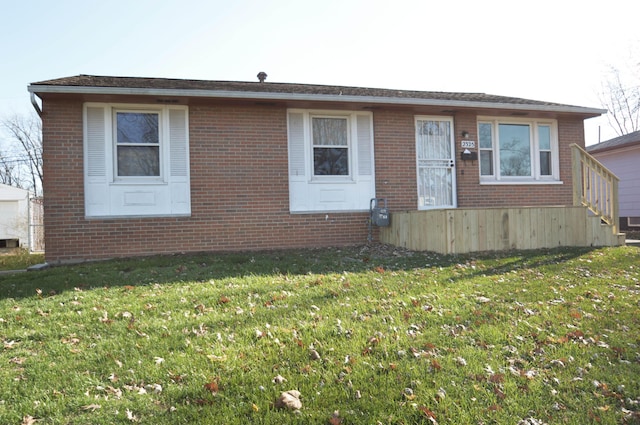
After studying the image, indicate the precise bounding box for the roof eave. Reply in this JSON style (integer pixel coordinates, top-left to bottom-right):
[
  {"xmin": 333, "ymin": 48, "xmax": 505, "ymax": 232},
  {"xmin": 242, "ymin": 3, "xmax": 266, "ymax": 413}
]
[{"xmin": 28, "ymin": 84, "xmax": 606, "ymax": 117}]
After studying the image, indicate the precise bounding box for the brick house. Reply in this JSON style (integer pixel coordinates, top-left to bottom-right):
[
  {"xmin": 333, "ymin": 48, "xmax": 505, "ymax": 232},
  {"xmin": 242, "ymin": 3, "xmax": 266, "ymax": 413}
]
[{"xmin": 28, "ymin": 74, "xmax": 609, "ymax": 263}]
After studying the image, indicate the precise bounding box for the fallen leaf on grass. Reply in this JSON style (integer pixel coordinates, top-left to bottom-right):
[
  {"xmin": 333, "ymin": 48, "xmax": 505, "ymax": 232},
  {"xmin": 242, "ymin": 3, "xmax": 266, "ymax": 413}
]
[
  {"xmin": 272, "ymin": 374, "xmax": 287, "ymax": 384},
  {"xmin": 9, "ymin": 357, "xmax": 25, "ymax": 365},
  {"xmin": 125, "ymin": 409, "xmax": 139, "ymax": 422},
  {"xmin": 418, "ymin": 406, "xmax": 438, "ymax": 424},
  {"xmin": 82, "ymin": 404, "xmax": 101, "ymax": 412},
  {"xmin": 207, "ymin": 354, "xmax": 227, "ymax": 362},
  {"xmin": 204, "ymin": 378, "xmax": 220, "ymax": 395},
  {"xmin": 329, "ymin": 410, "xmax": 343, "ymax": 424},
  {"xmin": 274, "ymin": 390, "xmax": 302, "ymax": 410},
  {"xmin": 489, "ymin": 373, "xmax": 504, "ymax": 383},
  {"xmin": 21, "ymin": 416, "xmax": 38, "ymax": 425}
]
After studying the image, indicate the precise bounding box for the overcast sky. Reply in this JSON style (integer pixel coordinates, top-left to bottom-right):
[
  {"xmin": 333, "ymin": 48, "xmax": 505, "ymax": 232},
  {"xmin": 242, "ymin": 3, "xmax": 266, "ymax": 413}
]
[{"xmin": 1, "ymin": 0, "xmax": 638, "ymax": 145}]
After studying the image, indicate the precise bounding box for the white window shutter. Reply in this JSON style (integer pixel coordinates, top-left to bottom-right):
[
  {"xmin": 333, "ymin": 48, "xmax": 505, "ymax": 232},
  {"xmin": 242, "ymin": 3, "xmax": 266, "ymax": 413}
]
[
  {"xmin": 356, "ymin": 114, "xmax": 373, "ymax": 176},
  {"xmin": 168, "ymin": 107, "xmax": 191, "ymax": 215},
  {"xmin": 288, "ymin": 112, "xmax": 305, "ymax": 177},
  {"xmin": 84, "ymin": 105, "xmax": 109, "ymax": 216},
  {"xmin": 169, "ymin": 108, "xmax": 188, "ymax": 177},
  {"xmin": 86, "ymin": 106, "xmax": 106, "ymax": 178}
]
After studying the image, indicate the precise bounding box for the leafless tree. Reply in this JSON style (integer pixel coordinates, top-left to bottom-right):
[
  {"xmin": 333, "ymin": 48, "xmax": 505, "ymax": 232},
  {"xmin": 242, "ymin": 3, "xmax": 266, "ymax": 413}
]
[
  {"xmin": 0, "ymin": 112, "xmax": 43, "ymax": 196},
  {"xmin": 600, "ymin": 59, "xmax": 640, "ymax": 137}
]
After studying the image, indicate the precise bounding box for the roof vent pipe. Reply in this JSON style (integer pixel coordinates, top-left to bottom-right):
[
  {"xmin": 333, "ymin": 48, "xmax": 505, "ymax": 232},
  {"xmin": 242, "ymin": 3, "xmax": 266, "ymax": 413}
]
[{"xmin": 257, "ymin": 72, "xmax": 267, "ymax": 83}]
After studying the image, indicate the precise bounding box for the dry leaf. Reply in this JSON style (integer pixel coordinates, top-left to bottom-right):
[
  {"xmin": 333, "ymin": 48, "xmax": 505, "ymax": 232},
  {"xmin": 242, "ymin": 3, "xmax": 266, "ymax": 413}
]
[
  {"xmin": 272, "ymin": 374, "xmax": 287, "ymax": 384},
  {"xmin": 125, "ymin": 408, "xmax": 139, "ymax": 422},
  {"xmin": 274, "ymin": 390, "xmax": 302, "ymax": 410},
  {"xmin": 82, "ymin": 404, "xmax": 101, "ymax": 412},
  {"xmin": 204, "ymin": 379, "xmax": 219, "ymax": 394},
  {"xmin": 207, "ymin": 354, "xmax": 227, "ymax": 362},
  {"xmin": 329, "ymin": 410, "xmax": 343, "ymax": 424},
  {"xmin": 3, "ymin": 340, "xmax": 18, "ymax": 349},
  {"xmin": 21, "ymin": 416, "xmax": 38, "ymax": 425},
  {"xmin": 489, "ymin": 373, "xmax": 505, "ymax": 383},
  {"xmin": 418, "ymin": 406, "xmax": 438, "ymax": 424}
]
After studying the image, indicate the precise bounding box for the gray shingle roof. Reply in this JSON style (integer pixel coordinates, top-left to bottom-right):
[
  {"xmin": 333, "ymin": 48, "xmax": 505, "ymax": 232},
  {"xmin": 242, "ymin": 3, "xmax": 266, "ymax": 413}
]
[
  {"xmin": 587, "ymin": 130, "xmax": 640, "ymax": 153},
  {"xmin": 29, "ymin": 74, "xmax": 604, "ymax": 115}
]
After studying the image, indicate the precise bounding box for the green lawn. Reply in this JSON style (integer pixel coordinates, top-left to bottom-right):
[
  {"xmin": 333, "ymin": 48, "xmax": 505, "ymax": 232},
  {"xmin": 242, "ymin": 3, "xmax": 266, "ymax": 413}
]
[
  {"xmin": 0, "ymin": 245, "xmax": 638, "ymax": 424},
  {"xmin": 0, "ymin": 249, "xmax": 44, "ymax": 272}
]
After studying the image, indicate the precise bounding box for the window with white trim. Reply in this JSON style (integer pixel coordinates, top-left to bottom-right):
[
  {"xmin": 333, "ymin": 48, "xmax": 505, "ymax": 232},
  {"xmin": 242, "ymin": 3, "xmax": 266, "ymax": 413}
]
[
  {"xmin": 312, "ymin": 116, "xmax": 350, "ymax": 177},
  {"xmin": 478, "ymin": 118, "xmax": 559, "ymax": 182},
  {"xmin": 287, "ymin": 109, "xmax": 374, "ymax": 212},
  {"xmin": 83, "ymin": 103, "xmax": 190, "ymax": 218},
  {"xmin": 115, "ymin": 111, "xmax": 161, "ymax": 178}
]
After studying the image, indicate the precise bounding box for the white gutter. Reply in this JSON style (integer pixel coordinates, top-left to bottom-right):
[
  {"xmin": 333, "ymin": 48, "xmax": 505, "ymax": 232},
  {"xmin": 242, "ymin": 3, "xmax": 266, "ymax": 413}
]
[
  {"xmin": 28, "ymin": 85, "xmax": 607, "ymax": 116},
  {"xmin": 30, "ymin": 92, "xmax": 42, "ymax": 117}
]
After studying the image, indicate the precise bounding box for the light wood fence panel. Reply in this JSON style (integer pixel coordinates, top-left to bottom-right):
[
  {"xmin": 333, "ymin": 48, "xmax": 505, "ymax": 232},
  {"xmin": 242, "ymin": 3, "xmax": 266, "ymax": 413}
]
[{"xmin": 380, "ymin": 206, "xmax": 623, "ymax": 254}]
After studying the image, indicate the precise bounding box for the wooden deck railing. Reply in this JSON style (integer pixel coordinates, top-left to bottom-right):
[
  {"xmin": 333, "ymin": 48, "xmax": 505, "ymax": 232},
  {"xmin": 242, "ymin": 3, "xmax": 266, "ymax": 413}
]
[{"xmin": 571, "ymin": 144, "xmax": 620, "ymax": 233}]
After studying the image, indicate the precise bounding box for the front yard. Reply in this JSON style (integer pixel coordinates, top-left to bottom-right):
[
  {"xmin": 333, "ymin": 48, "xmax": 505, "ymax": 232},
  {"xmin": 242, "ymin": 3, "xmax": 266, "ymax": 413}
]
[{"xmin": 0, "ymin": 245, "xmax": 638, "ymax": 424}]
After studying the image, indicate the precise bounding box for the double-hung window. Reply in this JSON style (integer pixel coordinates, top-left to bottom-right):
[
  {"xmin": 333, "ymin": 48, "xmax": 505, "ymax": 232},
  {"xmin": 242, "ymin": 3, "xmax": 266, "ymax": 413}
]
[
  {"xmin": 84, "ymin": 103, "xmax": 190, "ymax": 218},
  {"xmin": 287, "ymin": 109, "xmax": 374, "ymax": 212},
  {"xmin": 478, "ymin": 118, "xmax": 559, "ymax": 182},
  {"xmin": 115, "ymin": 111, "xmax": 161, "ymax": 178},
  {"xmin": 312, "ymin": 116, "xmax": 350, "ymax": 177}
]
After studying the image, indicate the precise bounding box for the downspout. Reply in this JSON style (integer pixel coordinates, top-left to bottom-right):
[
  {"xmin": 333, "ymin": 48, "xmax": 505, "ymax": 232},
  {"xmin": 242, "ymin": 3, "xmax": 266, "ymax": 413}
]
[{"xmin": 30, "ymin": 92, "xmax": 42, "ymax": 117}]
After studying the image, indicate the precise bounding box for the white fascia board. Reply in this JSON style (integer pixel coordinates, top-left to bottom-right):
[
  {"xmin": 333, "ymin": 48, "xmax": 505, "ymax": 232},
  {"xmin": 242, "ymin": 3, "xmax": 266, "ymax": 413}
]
[{"xmin": 28, "ymin": 85, "xmax": 607, "ymax": 116}]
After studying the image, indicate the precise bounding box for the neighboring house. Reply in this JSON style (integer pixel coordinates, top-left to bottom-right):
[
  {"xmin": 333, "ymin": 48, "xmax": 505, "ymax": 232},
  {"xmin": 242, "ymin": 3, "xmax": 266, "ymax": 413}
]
[
  {"xmin": 587, "ymin": 130, "xmax": 640, "ymax": 230},
  {"xmin": 28, "ymin": 74, "xmax": 611, "ymax": 263},
  {"xmin": 0, "ymin": 184, "xmax": 30, "ymax": 248}
]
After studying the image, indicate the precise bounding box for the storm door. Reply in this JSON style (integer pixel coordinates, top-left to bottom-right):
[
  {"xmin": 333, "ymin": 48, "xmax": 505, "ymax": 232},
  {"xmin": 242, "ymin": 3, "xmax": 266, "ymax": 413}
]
[{"xmin": 415, "ymin": 117, "xmax": 457, "ymax": 209}]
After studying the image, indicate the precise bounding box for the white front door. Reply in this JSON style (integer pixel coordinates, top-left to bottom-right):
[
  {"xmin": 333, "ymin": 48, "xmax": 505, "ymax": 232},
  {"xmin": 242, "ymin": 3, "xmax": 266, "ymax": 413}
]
[{"xmin": 415, "ymin": 117, "xmax": 457, "ymax": 209}]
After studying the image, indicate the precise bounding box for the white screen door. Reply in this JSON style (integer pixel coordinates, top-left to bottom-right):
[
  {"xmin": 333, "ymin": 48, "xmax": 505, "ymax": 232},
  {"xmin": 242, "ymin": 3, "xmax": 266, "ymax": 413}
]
[{"xmin": 416, "ymin": 117, "xmax": 456, "ymax": 209}]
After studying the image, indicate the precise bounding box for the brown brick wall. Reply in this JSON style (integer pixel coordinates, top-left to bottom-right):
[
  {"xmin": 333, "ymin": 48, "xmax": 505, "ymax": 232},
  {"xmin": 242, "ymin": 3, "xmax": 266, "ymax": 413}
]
[
  {"xmin": 41, "ymin": 100, "xmax": 369, "ymax": 263},
  {"xmin": 40, "ymin": 100, "xmax": 586, "ymax": 262},
  {"xmin": 375, "ymin": 110, "xmax": 584, "ymax": 210}
]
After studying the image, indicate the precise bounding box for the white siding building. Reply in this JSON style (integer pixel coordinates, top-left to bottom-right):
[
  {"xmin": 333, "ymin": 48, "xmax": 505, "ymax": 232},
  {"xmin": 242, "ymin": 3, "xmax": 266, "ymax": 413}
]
[
  {"xmin": 587, "ymin": 131, "xmax": 640, "ymax": 230},
  {"xmin": 0, "ymin": 184, "xmax": 31, "ymax": 248}
]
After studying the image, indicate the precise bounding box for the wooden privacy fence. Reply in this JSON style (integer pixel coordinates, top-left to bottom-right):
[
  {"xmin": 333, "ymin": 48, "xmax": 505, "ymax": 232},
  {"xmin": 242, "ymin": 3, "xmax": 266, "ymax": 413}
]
[{"xmin": 379, "ymin": 206, "xmax": 625, "ymax": 254}]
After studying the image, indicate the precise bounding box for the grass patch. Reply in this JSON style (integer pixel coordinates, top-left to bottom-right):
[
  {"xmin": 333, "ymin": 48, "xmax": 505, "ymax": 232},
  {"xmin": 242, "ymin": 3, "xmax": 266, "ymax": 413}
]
[
  {"xmin": 0, "ymin": 245, "xmax": 639, "ymax": 424},
  {"xmin": 0, "ymin": 249, "xmax": 44, "ymax": 271}
]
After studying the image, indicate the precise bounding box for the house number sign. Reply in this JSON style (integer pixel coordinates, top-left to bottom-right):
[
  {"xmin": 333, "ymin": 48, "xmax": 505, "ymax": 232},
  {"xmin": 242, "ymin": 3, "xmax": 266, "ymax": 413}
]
[{"xmin": 461, "ymin": 140, "xmax": 476, "ymax": 149}]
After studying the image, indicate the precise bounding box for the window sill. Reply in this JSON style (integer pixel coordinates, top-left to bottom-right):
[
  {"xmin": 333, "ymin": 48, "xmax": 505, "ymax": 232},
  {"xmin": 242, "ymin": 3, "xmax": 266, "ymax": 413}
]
[
  {"xmin": 479, "ymin": 179, "xmax": 563, "ymax": 185},
  {"xmin": 289, "ymin": 209, "xmax": 369, "ymax": 214},
  {"xmin": 110, "ymin": 180, "xmax": 167, "ymax": 186},
  {"xmin": 85, "ymin": 213, "xmax": 191, "ymax": 220},
  {"xmin": 309, "ymin": 178, "xmax": 356, "ymax": 184}
]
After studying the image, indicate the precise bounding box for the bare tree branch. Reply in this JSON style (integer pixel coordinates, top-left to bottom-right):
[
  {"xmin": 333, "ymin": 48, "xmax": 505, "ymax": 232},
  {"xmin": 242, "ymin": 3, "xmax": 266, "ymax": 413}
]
[
  {"xmin": 0, "ymin": 112, "xmax": 43, "ymax": 195},
  {"xmin": 599, "ymin": 61, "xmax": 640, "ymax": 137}
]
